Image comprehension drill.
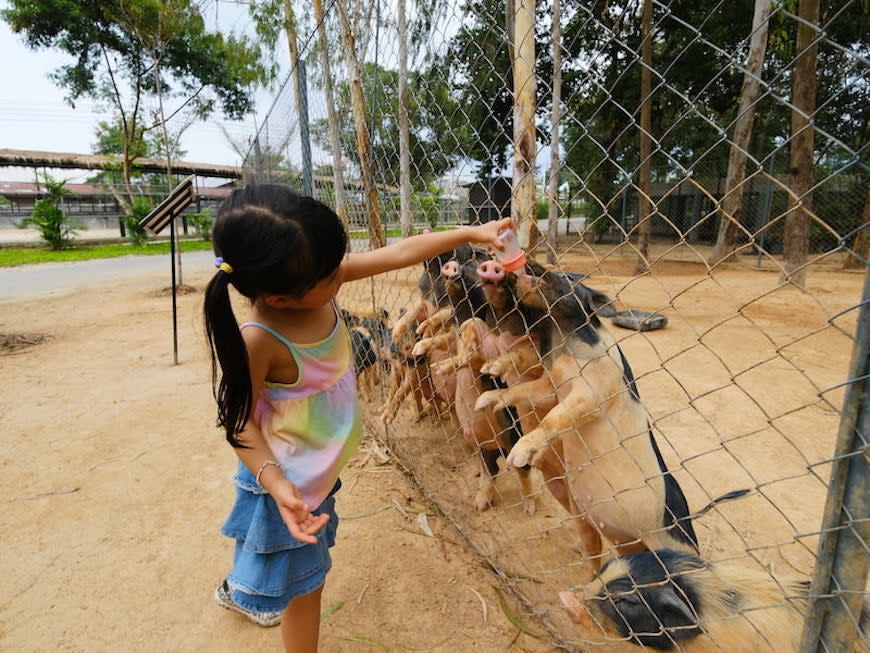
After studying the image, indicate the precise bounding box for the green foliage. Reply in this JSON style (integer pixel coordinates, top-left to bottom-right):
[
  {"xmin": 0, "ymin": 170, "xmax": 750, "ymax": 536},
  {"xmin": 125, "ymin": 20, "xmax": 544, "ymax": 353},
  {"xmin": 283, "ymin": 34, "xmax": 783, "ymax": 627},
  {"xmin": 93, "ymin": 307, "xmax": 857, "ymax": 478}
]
[
  {"xmin": 311, "ymin": 62, "xmax": 460, "ymax": 188},
  {"xmin": 121, "ymin": 195, "xmax": 153, "ymax": 246},
  {"xmin": 2, "ymin": 0, "xmax": 273, "ymax": 197},
  {"xmin": 186, "ymin": 207, "xmax": 214, "ymax": 241},
  {"xmin": 442, "ymin": 0, "xmax": 516, "ymax": 178},
  {"xmin": 0, "ymin": 239, "xmax": 214, "ymax": 267},
  {"xmin": 413, "ymin": 184, "xmax": 446, "ymax": 230},
  {"xmin": 2, "ymin": 0, "xmax": 270, "ymax": 119},
  {"xmin": 17, "ymin": 175, "xmax": 82, "ymax": 250}
]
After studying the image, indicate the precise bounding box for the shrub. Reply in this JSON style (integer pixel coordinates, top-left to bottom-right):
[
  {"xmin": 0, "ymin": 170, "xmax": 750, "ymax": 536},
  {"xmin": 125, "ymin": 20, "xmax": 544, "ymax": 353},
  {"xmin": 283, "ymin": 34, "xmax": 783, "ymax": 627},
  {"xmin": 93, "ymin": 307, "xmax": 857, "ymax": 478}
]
[
  {"xmin": 186, "ymin": 208, "xmax": 214, "ymax": 241},
  {"xmin": 121, "ymin": 196, "xmax": 153, "ymax": 246},
  {"xmin": 17, "ymin": 175, "xmax": 83, "ymax": 250}
]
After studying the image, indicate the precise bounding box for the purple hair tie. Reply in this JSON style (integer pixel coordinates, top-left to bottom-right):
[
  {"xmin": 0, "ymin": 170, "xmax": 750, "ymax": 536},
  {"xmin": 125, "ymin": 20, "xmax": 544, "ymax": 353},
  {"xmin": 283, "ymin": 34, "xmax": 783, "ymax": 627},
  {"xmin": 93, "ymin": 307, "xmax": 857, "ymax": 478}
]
[{"xmin": 214, "ymin": 257, "xmax": 234, "ymax": 274}]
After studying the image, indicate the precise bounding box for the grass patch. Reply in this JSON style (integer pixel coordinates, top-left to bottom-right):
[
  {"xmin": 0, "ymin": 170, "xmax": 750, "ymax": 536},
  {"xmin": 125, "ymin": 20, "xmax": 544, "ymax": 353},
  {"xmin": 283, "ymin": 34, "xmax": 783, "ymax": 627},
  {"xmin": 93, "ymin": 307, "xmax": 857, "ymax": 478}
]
[
  {"xmin": 0, "ymin": 239, "xmax": 214, "ymax": 267},
  {"xmin": 0, "ymin": 225, "xmax": 448, "ymax": 268}
]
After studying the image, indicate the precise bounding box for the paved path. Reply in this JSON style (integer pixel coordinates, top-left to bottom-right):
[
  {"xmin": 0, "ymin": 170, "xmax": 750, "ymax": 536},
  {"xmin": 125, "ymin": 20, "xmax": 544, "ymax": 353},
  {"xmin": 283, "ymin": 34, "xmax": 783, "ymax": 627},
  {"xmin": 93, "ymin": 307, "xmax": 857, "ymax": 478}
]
[{"xmin": 0, "ymin": 250, "xmax": 214, "ymax": 300}]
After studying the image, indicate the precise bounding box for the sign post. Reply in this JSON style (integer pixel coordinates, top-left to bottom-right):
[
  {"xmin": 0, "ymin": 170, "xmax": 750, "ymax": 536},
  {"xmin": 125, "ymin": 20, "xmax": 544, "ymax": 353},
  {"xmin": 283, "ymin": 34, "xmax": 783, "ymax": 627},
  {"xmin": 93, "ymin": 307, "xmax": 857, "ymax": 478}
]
[{"xmin": 138, "ymin": 176, "xmax": 196, "ymax": 365}]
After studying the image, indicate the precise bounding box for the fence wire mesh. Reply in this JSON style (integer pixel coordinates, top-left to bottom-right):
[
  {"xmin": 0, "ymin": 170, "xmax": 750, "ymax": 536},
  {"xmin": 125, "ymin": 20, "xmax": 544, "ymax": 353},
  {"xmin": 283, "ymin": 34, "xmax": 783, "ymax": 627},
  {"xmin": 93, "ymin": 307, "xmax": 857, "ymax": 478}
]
[{"xmin": 240, "ymin": 0, "xmax": 869, "ymax": 650}]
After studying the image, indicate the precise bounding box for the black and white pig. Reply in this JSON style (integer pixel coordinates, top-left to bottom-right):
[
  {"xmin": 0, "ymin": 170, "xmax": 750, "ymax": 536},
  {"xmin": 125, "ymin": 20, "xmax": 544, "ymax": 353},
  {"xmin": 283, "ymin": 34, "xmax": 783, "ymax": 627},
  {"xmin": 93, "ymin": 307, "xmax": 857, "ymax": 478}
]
[
  {"xmin": 474, "ymin": 260, "xmax": 713, "ymax": 579},
  {"xmin": 559, "ymin": 548, "xmax": 870, "ymax": 652}
]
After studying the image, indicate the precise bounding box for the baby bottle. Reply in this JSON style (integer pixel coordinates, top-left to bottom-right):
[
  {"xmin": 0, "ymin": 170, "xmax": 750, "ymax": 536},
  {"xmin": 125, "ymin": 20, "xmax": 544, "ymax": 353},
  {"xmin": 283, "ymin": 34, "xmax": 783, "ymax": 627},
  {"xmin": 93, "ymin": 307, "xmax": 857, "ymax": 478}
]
[{"xmin": 494, "ymin": 228, "xmax": 527, "ymax": 273}]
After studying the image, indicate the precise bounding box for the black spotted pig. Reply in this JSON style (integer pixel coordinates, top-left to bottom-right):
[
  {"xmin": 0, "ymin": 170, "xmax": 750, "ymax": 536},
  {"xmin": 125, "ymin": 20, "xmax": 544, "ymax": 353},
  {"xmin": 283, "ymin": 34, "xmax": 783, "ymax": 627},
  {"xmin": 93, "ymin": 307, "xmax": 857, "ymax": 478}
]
[
  {"xmin": 391, "ymin": 243, "xmax": 483, "ymax": 345},
  {"xmin": 474, "ymin": 260, "xmax": 700, "ymax": 579},
  {"xmin": 413, "ymin": 255, "xmax": 536, "ymax": 513},
  {"xmin": 560, "ymin": 548, "xmax": 870, "ymax": 652}
]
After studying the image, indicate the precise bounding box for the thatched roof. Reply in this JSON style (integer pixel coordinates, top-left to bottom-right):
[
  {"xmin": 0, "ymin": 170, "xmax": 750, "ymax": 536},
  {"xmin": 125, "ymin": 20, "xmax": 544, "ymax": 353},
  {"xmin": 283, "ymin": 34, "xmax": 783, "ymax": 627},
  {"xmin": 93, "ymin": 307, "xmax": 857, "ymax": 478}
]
[{"xmin": 0, "ymin": 148, "xmax": 243, "ymax": 179}]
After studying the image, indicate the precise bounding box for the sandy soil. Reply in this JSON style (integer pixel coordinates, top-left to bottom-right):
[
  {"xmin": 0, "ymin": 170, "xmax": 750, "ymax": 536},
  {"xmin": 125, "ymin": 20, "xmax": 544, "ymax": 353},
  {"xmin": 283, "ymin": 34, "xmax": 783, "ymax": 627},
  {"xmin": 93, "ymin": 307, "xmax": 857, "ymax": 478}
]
[{"xmin": 0, "ymin": 243, "xmax": 864, "ymax": 652}]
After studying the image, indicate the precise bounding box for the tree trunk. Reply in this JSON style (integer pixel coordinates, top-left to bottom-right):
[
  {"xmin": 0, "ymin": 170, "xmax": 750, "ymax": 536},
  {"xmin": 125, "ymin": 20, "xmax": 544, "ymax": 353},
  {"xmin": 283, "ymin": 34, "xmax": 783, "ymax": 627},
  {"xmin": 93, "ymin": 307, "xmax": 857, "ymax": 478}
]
[
  {"xmin": 633, "ymin": 0, "xmax": 653, "ymax": 276},
  {"xmin": 709, "ymin": 0, "xmax": 772, "ymax": 266},
  {"xmin": 843, "ymin": 183, "xmax": 870, "ymax": 269},
  {"xmin": 545, "ymin": 0, "xmax": 562, "ymax": 265},
  {"xmin": 781, "ymin": 0, "xmax": 820, "ymax": 288},
  {"xmin": 282, "ymin": 0, "xmax": 312, "ymax": 196},
  {"xmin": 335, "ymin": 0, "xmax": 385, "ymax": 248},
  {"xmin": 511, "ymin": 0, "xmax": 538, "ymax": 251},
  {"xmin": 397, "ymin": 0, "xmax": 413, "ymax": 238},
  {"xmin": 312, "ymin": 0, "xmax": 349, "ymax": 223}
]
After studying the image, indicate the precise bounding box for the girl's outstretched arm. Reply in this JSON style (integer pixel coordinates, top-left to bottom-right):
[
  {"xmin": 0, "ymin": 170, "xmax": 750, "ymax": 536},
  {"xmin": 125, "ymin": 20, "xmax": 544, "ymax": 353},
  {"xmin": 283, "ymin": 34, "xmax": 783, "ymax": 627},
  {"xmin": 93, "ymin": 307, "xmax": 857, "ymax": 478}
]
[{"xmin": 339, "ymin": 217, "xmax": 515, "ymax": 283}]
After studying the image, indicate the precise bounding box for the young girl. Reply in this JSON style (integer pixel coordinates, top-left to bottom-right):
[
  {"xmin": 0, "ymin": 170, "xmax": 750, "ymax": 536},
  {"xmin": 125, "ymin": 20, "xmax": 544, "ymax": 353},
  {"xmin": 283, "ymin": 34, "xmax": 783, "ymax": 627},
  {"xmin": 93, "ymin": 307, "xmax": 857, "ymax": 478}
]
[{"xmin": 203, "ymin": 183, "xmax": 514, "ymax": 652}]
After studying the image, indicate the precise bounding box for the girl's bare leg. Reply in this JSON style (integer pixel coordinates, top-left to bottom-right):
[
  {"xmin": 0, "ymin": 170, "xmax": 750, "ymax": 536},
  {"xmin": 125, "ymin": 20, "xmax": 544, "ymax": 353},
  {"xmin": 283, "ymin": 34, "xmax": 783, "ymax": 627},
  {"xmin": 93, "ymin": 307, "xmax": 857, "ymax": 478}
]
[{"xmin": 281, "ymin": 585, "xmax": 323, "ymax": 653}]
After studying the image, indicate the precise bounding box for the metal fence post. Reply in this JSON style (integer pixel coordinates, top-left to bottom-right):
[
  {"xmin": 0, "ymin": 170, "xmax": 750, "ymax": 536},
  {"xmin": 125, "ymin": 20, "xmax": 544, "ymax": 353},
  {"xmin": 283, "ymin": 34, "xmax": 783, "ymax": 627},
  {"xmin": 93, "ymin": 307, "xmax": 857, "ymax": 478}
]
[
  {"xmin": 298, "ymin": 60, "xmax": 313, "ymax": 197},
  {"xmin": 800, "ymin": 267, "xmax": 870, "ymax": 652}
]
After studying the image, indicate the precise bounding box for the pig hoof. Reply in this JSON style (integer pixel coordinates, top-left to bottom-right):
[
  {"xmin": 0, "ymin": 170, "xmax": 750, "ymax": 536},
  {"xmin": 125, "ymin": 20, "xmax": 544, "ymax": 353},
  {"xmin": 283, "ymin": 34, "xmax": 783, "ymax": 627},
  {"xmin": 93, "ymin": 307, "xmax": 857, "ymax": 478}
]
[
  {"xmin": 524, "ymin": 498, "xmax": 537, "ymax": 516},
  {"xmin": 474, "ymin": 392, "xmax": 495, "ymax": 410},
  {"xmin": 473, "ymin": 492, "xmax": 494, "ymax": 512},
  {"xmin": 506, "ymin": 446, "xmax": 532, "ymax": 468}
]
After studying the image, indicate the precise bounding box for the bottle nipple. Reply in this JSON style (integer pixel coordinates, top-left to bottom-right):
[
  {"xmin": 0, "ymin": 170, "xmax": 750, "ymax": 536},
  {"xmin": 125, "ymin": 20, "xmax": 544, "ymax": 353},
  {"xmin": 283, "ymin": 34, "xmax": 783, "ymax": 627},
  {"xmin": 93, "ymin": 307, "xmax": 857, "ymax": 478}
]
[{"xmin": 495, "ymin": 228, "xmax": 527, "ymax": 272}]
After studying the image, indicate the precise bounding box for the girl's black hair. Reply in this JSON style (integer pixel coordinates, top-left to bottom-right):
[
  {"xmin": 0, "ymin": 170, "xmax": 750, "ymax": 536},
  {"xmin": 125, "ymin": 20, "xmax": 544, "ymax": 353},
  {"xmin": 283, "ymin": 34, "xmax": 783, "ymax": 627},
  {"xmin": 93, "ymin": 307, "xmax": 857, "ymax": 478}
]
[{"xmin": 203, "ymin": 184, "xmax": 348, "ymax": 447}]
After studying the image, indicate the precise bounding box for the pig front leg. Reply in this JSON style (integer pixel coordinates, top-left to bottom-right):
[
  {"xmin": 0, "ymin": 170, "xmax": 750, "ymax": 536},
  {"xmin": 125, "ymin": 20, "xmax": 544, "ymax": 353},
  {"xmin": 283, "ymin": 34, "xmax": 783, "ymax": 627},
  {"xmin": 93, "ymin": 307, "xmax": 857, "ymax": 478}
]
[
  {"xmin": 505, "ymin": 395, "xmax": 601, "ymax": 467},
  {"xmin": 479, "ymin": 342, "xmax": 542, "ymax": 380},
  {"xmin": 474, "ymin": 374, "xmax": 556, "ymax": 413},
  {"xmin": 379, "ymin": 367, "xmax": 415, "ymax": 423},
  {"xmin": 474, "ymin": 449, "xmax": 500, "ymax": 512},
  {"xmin": 416, "ymin": 307, "xmax": 454, "ymax": 337},
  {"xmin": 506, "ymin": 356, "xmax": 622, "ymax": 467},
  {"xmin": 411, "ymin": 332, "xmax": 455, "ymax": 358},
  {"xmin": 392, "ymin": 299, "xmax": 433, "ymax": 343},
  {"xmin": 431, "ymin": 318, "xmax": 488, "ymax": 377}
]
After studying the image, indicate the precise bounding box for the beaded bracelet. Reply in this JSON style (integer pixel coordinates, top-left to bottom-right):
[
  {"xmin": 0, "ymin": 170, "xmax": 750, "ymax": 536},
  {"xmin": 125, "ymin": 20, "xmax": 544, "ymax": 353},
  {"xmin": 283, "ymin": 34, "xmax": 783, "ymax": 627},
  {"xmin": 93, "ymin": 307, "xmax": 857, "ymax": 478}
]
[{"xmin": 255, "ymin": 460, "xmax": 283, "ymax": 489}]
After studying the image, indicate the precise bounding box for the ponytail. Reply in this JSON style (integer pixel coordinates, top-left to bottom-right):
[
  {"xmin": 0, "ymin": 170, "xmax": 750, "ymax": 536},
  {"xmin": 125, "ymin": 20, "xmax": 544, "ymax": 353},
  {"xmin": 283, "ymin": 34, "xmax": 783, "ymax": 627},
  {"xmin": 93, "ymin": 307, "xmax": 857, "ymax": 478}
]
[{"xmin": 204, "ymin": 269, "xmax": 252, "ymax": 448}]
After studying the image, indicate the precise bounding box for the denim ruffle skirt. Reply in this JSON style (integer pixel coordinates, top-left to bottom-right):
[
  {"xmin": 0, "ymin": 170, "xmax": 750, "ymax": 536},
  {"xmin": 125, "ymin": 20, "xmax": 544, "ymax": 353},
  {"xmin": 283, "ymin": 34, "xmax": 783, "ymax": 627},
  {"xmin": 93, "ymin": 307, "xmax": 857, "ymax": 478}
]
[{"xmin": 220, "ymin": 461, "xmax": 340, "ymax": 613}]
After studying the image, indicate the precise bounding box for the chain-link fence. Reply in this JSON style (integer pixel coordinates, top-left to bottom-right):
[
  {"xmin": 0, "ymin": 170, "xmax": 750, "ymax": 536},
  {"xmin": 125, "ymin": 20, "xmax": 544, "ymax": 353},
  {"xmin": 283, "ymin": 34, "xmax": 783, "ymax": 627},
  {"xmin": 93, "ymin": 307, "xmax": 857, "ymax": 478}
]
[{"xmin": 241, "ymin": 1, "xmax": 868, "ymax": 650}]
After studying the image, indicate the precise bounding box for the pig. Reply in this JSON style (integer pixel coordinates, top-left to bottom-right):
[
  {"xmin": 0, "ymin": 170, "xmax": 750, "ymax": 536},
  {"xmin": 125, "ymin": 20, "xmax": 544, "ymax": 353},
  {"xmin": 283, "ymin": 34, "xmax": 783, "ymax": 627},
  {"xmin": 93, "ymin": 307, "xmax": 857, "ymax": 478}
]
[
  {"xmin": 474, "ymin": 260, "xmax": 702, "ymax": 579},
  {"xmin": 390, "ymin": 244, "xmax": 483, "ymax": 345},
  {"xmin": 381, "ymin": 245, "xmax": 486, "ymax": 423},
  {"xmin": 379, "ymin": 317, "xmax": 452, "ymax": 423},
  {"xmin": 412, "ymin": 254, "xmax": 536, "ymax": 513},
  {"xmin": 346, "ymin": 309, "xmax": 392, "ymax": 399},
  {"xmin": 560, "ymin": 548, "xmax": 870, "ymax": 652}
]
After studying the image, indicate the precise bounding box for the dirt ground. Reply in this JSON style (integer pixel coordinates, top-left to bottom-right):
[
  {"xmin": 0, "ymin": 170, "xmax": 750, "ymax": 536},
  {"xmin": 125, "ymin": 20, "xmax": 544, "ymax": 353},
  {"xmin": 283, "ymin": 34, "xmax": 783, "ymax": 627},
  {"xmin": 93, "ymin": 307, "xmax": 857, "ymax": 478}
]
[{"xmin": 0, "ymin": 243, "xmax": 865, "ymax": 652}]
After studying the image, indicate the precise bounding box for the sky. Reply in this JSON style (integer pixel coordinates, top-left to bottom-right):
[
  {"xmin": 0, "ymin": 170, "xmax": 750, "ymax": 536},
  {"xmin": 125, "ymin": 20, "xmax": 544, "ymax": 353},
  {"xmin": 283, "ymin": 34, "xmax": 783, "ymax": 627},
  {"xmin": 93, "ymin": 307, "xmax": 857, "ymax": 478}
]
[{"xmin": 0, "ymin": 0, "xmax": 273, "ymax": 183}]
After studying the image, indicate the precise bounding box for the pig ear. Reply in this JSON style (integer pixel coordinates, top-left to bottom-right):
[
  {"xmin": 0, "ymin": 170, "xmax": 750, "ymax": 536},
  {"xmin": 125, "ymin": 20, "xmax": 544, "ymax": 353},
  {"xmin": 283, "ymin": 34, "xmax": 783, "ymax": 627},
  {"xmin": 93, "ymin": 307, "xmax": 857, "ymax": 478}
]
[
  {"xmin": 652, "ymin": 585, "xmax": 699, "ymax": 626},
  {"xmin": 578, "ymin": 286, "xmax": 617, "ymax": 317}
]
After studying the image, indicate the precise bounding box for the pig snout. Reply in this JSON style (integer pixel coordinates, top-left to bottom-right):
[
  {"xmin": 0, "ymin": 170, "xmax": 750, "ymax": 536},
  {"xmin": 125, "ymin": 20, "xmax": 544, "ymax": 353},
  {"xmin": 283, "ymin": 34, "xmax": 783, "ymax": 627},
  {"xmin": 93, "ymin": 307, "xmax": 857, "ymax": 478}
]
[
  {"xmin": 477, "ymin": 260, "xmax": 506, "ymax": 283},
  {"xmin": 441, "ymin": 260, "xmax": 461, "ymax": 279},
  {"xmin": 559, "ymin": 591, "xmax": 595, "ymax": 628}
]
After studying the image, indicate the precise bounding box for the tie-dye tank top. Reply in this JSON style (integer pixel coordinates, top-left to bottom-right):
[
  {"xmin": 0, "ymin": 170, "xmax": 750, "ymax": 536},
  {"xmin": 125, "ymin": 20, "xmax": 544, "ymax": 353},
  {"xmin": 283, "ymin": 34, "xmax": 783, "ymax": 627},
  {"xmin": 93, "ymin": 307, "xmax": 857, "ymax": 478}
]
[{"xmin": 241, "ymin": 304, "xmax": 361, "ymax": 509}]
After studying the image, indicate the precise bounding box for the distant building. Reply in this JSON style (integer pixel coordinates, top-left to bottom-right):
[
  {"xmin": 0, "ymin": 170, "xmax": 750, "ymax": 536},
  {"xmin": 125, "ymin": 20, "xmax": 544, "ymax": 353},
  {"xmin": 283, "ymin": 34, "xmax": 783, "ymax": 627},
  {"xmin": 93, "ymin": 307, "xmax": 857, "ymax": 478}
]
[
  {"xmin": 0, "ymin": 180, "xmax": 234, "ymax": 231},
  {"xmin": 462, "ymin": 177, "xmax": 512, "ymax": 224}
]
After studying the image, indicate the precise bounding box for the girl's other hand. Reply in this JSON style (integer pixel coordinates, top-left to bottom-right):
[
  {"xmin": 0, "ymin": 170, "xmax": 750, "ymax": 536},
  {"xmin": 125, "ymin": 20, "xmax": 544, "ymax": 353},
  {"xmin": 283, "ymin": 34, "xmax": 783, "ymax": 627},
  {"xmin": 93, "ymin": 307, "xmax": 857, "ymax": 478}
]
[{"xmin": 271, "ymin": 479, "xmax": 330, "ymax": 544}]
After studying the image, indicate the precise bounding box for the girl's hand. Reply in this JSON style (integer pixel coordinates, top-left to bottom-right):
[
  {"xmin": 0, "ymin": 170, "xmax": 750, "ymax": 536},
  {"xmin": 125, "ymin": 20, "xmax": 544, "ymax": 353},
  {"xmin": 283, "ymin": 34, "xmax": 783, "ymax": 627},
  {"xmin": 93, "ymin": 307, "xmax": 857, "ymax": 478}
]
[
  {"xmin": 270, "ymin": 479, "xmax": 330, "ymax": 544},
  {"xmin": 467, "ymin": 217, "xmax": 515, "ymax": 251}
]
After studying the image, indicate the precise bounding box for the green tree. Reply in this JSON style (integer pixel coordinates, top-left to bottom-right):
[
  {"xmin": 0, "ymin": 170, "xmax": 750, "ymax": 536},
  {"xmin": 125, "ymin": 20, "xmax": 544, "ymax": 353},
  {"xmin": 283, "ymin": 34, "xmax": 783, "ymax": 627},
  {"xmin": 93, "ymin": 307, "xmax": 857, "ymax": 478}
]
[
  {"xmin": 442, "ymin": 0, "xmax": 517, "ymax": 179},
  {"xmin": 2, "ymin": 0, "xmax": 272, "ymax": 194},
  {"xmin": 18, "ymin": 175, "xmax": 82, "ymax": 250},
  {"xmin": 310, "ymin": 61, "xmax": 460, "ymax": 189}
]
